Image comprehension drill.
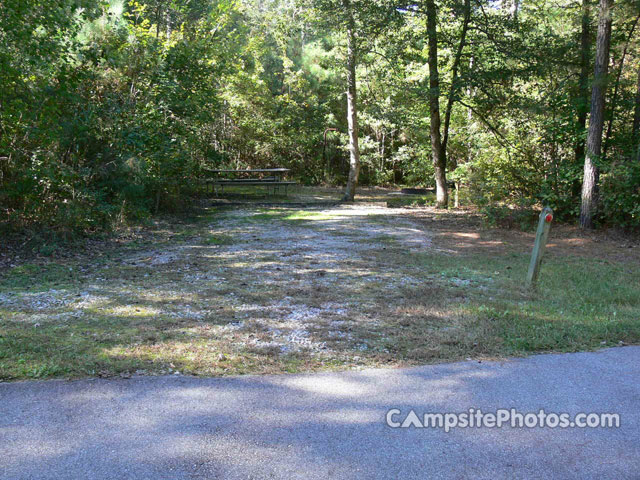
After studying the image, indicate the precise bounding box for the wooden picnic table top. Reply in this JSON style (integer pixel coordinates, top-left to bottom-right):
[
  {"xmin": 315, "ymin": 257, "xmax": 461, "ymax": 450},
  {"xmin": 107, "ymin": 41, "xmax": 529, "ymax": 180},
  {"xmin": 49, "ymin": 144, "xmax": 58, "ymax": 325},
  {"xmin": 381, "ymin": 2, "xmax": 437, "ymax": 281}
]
[{"xmin": 205, "ymin": 168, "xmax": 290, "ymax": 174}]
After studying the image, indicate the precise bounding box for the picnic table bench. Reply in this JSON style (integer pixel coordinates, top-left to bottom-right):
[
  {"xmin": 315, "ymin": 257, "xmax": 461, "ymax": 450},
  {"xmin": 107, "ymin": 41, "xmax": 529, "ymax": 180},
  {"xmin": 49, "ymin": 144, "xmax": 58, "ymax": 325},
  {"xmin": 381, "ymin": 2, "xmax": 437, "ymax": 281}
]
[{"xmin": 204, "ymin": 168, "xmax": 297, "ymax": 196}]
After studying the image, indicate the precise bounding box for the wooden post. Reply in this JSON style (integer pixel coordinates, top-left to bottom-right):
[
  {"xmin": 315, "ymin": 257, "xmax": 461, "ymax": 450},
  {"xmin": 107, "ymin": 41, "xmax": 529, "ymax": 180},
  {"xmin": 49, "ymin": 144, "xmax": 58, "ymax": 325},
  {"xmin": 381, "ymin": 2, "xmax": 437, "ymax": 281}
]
[
  {"xmin": 454, "ymin": 182, "xmax": 460, "ymax": 208},
  {"xmin": 526, "ymin": 207, "xmax": 554, "ymax": 289}
]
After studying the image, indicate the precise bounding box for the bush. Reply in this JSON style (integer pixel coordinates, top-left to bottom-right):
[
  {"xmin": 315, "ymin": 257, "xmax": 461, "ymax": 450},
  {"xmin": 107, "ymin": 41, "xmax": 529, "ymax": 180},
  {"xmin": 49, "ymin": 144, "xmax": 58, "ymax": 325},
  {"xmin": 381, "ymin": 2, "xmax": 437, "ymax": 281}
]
[
  {"xmin": 481, "ymin": 204, "xmax": 540, "ymax": 231},
  {"xmin": 599, "ymin": 161, "xmax": 640, "ymax": 230}
]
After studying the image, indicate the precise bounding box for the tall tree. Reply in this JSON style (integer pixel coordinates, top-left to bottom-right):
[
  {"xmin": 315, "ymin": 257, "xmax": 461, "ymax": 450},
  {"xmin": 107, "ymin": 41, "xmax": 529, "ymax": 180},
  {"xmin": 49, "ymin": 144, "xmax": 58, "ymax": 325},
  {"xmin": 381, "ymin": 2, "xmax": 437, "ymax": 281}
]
[
  {"xmin": 603, "ymin": 12, "xmax": 640, "ymax": 157},
  {"xmin": 441, "ymin": 0, "xmax": 471, "ymax": 171},
  {"xmin": 342, "ymin": 0, "xmax": 361, "ymax": 201},
  {"xmin": 309, "ymin": 0, "xmax": 396, "ymax": 200},
  {"xmin": 425, "ymin": 0, "xmax": 448, "ymax": 208},
  {"xmin": 422, "ymin": 0, "xmax": 471, "ymax": 208},
  {"xmin": 580, "ymin": 0, "xmax": 613, "ymax": 229},
  {"xmin": 575, "ymin": 0, "xmax": 591, "ymax": 166}
]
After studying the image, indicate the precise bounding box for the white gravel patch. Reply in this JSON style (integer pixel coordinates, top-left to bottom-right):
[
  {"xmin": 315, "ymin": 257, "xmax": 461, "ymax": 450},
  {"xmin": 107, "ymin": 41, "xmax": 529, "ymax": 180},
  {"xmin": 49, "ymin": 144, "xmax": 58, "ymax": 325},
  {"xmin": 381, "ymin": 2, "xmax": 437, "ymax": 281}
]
[{"xmin": 3, "ymin": 204, "xmax": 432, "ymax": 357}]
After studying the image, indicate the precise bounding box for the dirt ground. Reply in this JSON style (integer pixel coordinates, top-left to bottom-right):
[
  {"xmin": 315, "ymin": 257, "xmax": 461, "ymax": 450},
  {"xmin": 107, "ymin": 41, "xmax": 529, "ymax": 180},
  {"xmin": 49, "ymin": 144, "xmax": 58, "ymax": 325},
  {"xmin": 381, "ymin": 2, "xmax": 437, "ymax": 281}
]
[{"xmin": 408, "ymin": 208, "xmax": 640, "ymax": 263}]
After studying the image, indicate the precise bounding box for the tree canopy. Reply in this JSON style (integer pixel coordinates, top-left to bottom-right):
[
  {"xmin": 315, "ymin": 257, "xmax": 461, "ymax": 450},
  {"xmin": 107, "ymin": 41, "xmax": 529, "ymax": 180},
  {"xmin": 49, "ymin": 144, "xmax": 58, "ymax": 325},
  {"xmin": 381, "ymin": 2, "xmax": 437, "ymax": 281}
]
[{"xmin": 1, "ymin": 0, "xmax": 639, "ymax": 233}]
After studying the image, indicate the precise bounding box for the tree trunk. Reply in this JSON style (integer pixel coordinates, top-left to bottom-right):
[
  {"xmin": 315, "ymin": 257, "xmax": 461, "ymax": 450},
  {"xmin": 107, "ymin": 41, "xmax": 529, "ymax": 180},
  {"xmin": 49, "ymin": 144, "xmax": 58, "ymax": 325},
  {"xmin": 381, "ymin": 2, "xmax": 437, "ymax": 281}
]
[
  {"xmin": 342, "ymin": 0, "xmax": 360, "ymax": 202},
  {"xmin": 603, "ymin": 13, "xmax": 640, "ymax": 158},
  {"xmin": 511, "ymin": 0, "xmax": 520, "ymax": 21},
  {"xmin": 580, "ymin": 0, "xmax": 613, "ymax": 229},
  {"xmin": 380, "ymin": 131, "xmax": 386, "ymax": 173},
  {"xmin": 442, "ymin": 0, "xmax": 471, "ymax": 158},
  {"xmin": 426, "ymin": 0, "xmax": 448, "ymax": 208},
  {"xmin": 574, "ymin": 0, "xmax": 591, "ymax": 166},
  {"xmin": 634, "ymin": 67, "xmax": 640, "ymax": 139},
  {"xmin": 634, "ymin": 66, "xmax": 640, "ymax": 161}
]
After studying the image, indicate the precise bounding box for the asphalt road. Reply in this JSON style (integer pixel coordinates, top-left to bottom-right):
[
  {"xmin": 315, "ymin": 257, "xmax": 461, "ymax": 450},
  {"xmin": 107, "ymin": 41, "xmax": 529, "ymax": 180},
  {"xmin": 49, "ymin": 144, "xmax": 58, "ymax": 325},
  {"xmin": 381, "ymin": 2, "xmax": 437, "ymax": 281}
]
[{"xmin": 1, "ymin": 347, "xmax": 639, "ymax": 480}]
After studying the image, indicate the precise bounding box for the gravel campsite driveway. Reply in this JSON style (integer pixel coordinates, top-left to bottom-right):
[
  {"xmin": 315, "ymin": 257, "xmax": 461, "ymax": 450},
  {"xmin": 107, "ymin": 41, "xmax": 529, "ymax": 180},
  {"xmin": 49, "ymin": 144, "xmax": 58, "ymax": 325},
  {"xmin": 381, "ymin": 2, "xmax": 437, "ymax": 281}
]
[
  {"xmin": 1, "ymin": 204, "xmax": 448, "ymax": 378},
  {"xmin": 1, "ymin": 198, "xmax": 639, "ymax": 380}
]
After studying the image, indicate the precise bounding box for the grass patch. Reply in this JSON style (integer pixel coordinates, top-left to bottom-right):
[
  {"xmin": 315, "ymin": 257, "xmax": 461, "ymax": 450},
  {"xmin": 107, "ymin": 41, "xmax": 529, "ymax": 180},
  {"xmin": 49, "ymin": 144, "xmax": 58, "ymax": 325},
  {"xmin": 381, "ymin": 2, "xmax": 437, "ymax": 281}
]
[
  {"xmin": 402, "ymin": 251, "xmax": 640, "ymax": 356},
  {"xmin": 0, "ymin": 314, "xmax": 358, "ymax": 380},
  {"xmin": 244, "ymin": 209, "xmax": 338, "ymax": 224},
  {"xmin": 282, "ymin": 210, "xmax": 339, "ymax": 222},
  {"xmin": 0, "ymin": 263, "xmax": 80, "ymax": 292}
]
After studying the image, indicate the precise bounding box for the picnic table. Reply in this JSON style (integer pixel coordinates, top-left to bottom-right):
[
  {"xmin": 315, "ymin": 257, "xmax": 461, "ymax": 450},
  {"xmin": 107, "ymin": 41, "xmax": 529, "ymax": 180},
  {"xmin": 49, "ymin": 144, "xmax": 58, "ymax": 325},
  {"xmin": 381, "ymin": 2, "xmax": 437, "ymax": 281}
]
[{"xmin": 204, "ymin": 168, "xmax": 297, "ymax": 196}]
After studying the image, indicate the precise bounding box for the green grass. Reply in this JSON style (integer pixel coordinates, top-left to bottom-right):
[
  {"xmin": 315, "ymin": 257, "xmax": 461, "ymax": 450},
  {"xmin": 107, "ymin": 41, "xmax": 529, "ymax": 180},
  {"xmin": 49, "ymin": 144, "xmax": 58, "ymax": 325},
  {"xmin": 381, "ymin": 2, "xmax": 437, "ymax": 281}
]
[
  {"xmin": 0, "ymin": 263, "xmax": 80, "ymax": 292},
  {"xmin": 409, "ymin": 251, "xmax": 640, "ymax": 354},
  {"xmin": 245, "ymin": 209, "xmax": 339, "ymax": 224}
]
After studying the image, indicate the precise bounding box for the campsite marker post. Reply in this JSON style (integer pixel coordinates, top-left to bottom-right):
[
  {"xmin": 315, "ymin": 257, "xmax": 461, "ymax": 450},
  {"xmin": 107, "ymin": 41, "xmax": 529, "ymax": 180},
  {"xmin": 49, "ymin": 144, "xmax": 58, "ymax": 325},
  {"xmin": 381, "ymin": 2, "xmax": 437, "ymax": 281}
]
[{"xmin": 526, "ymin": 207, "xmax": 553, "ymax": 289}]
